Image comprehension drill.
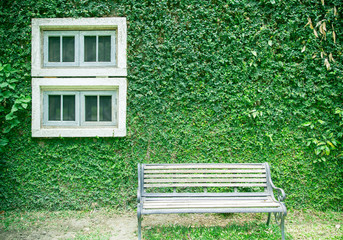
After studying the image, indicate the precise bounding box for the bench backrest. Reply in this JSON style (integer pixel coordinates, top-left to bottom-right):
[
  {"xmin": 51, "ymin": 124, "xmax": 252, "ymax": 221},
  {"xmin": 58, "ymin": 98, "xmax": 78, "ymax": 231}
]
[{"xmin": 138, "ymin": 163, "xmax": 274, "ymax": 197}]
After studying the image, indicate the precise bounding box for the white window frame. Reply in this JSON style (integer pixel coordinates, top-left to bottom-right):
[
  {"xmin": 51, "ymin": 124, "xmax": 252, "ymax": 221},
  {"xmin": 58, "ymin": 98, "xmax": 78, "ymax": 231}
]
[
  {"xmin": 43, "ymin": 91, "xmax": 80, "ymax": 126},
  {"xmin": 43, "ymin": 31, "xmax": 80, "ymax": 67},
  {"xmin": 32, "ymin": 18, "xmax": 127, "ymax": 77},
  {"xmin": 81, "ymin": 91, "xmax": 117, "ymax": 126},
  {"xmin": 80, "ymin": 31, "xmax": 116, "ymax": 66},
  {"xmin": 32, "ymin": 78, "xmax": 127, "ymax": 137}
]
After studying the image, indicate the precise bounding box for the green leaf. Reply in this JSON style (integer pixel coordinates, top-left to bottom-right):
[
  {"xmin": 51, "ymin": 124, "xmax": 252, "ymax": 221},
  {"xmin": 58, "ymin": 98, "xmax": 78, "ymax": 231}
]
[
  {"xmin": 302, "ymin": 122, "xmax": 312, "ymax": 127},
  {"xmin": 2, "ymin": 91, "xmax": 11, "ymax": 98},
  {"xmin": 0, "ymin": 138, "xmax": 9, "ymax": 147},
  {"xmin": 0, "ymin": 82, "xmax": 8, "ymax": 88}
]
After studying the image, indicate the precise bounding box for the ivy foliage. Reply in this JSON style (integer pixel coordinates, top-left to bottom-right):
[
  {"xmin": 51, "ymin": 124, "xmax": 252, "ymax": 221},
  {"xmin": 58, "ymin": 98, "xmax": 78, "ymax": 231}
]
[
  {"xmin": 0, "ymin": 64, "xmax": 31, "ymax": 151},
  {"xmin": 0, "ymin": 0, "xmax": 342, "ymax": 211}
]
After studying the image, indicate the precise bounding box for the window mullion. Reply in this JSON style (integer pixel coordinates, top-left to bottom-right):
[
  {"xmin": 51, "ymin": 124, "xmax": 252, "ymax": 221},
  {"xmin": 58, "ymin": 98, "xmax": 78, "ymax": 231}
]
[
  {"xmin": 79, "ymin": 92, "xmax": 82, "ymax": 126},
  {"xmin": 97, "ymin": 95, "xmax": 100, "ymax": 122},
  {"xmin": 60, "ymin": 36, "xmax": 63, "ymax": 63},
  {"xmin": 77, "ymin": 32, "xmax": 80, "ymax": 66},
  {"xmin": 96, "ymin": 35, "xmax": 99, "ymax": 62},
  {"xmin": 60, "ymin": 94, "xmax": 63, "ymax": 121}
]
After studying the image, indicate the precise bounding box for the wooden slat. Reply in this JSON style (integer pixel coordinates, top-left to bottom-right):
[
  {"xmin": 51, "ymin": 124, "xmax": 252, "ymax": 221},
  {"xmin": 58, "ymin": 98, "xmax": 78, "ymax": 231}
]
[
  {"xmin": 144, "ymin": 170, "xmax": 266, "ymax": 174},
  {"xmin": 144, "ymin": 164, "xmax": 264, "ymax": 169},
  {"xmin": 143, "ymin": 203, "xmax": 280, "ymax": 209},
  {"xmin": 146, "ymin": 196, "xmax": 272, "ymax": 201},
  {"xmin": 144, "ymin": 200, "xmax": 273, "ymax": 204},
  {"xmin": 144, "ymin": 178, "xmax": 267, "ymax": 183},
  {"xmin": 144, "ymin": 174, "xmax": 267, "ymax": 178},
  {"xmin": 144, "ymin": 183, "xmax": 267, "ymax": 188}
]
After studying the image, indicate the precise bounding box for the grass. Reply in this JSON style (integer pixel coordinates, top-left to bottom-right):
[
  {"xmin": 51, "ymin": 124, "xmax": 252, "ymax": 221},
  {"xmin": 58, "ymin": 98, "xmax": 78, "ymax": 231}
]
[
  {"xmin": 142, "ymin": 210, "xmax": 343, "ymax": 240},
  {"xmin": 144, "ymin": 222, "xmax": 282, "ymax": 239},
  {"xmin": 0, "ymin": 209, "xmax": 342, "ymax": 239}
]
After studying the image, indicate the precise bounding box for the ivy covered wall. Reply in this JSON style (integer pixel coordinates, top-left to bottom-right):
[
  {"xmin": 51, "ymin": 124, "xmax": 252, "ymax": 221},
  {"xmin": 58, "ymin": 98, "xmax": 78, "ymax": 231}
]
[{"xmin": 0, "ymin": 0, "xmax": 342, "ymax": 211}]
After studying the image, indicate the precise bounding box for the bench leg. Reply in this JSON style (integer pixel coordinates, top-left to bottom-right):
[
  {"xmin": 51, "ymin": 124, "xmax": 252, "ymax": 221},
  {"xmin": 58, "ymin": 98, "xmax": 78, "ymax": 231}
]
[
  {"xmin": 137, "ymin": 206, "xmax": 142, "ymax": 240},
  {"xmin": 266, "ymin": 213, "xmax": 271, "ymax": 226},
  {"xmin": 281, "ymin": 214, "xmax": 285, "ymax": 240}
]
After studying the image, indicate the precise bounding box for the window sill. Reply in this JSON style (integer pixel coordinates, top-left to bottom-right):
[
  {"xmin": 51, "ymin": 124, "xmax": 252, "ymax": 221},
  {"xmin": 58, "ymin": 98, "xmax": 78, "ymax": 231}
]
[
  {"xmin": 31, "ymin": 67, "xmax": 127, "ymax": 77},
  {"xmin": 32, "ymin": 127, "xmax": 126, "ymax": 138}
]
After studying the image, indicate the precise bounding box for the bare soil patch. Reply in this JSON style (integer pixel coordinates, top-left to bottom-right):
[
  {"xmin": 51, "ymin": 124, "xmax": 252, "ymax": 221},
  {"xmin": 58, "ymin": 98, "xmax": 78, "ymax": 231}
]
[{"xmin": 1, "ymin": 210, "xmax": 342, "ymax": 239}]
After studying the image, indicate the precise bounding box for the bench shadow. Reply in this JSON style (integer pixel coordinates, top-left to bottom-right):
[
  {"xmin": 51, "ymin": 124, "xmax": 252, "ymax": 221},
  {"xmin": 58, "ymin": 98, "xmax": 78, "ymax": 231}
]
[{"xmin": 142, "ymin": 221, "xmax": 292, "ymax": 240}]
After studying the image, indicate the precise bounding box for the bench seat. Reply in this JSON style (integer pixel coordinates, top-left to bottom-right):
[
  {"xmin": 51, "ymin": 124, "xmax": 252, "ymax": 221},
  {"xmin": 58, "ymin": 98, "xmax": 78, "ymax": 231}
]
[{"xmin": 142, "ymin": 196, "xmax": 283, "ymax": 213}]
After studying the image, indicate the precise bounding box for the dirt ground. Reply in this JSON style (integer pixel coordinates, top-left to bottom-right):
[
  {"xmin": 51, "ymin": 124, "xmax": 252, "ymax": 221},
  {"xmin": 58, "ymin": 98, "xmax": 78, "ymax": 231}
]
[
  {"xmin": 1, "ymin": 210, "xmax": 342, "ymax": 239},
  {"xmin": 0, "ymin": 211, "xmax": 259, "ymax": 240}
]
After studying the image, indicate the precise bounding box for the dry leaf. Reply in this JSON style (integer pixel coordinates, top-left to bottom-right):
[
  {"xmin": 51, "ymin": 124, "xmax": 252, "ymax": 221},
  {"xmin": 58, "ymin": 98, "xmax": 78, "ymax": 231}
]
[
  {"xmin": 305, "ymin": 17, "xmax": 314, "ymax": 29},
  {"xmin": 319, "ymin": 24, "xmax": 324, "ymax": 35},
  {"xmin": 312, "ymin": 54, "xmax": 317, "ymax": 59},
  {"xmin": 321, "ymin": 0, "xmax": 324, "ymax": 6},
  {"xmin": 251, "ymin": 50, "xmax": 257, "ymax": 57},
  {"xmin": 301, "ymin": 46, "xmax": 306, "ymax": 52},
  {"xmin": 314, "ymin": 29, "xmax": 318, "ymax": 38},
  {"xmin": 323, "ymin": 22, "xmax": 326, "ymax": 31},
  {"xmin": 334, "ymin": 6, "xmax": 337, "ymax": 16},
  {"xmin": 324, "ymin": 58, "xmax": 330, "ymax": 70},
  {"xmin": 329, "ymin": 53, "xmax": 335, "ymax": 62},
  {"xmin": 321, "ymin": 51, "xmax": 325, "ymax": 58}
]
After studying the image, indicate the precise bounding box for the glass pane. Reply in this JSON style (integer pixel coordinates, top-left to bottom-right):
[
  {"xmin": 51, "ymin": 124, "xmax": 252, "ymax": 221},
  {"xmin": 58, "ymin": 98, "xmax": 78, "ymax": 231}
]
[
  {"xmin": 85, "ymin": 96, "xmax": 97, "ymax": 121},
  {"xmin": 63, "ymin": 95, "xmax": 75, "ymax": 121},
  {"xmin": 48, "ymin": 37, "xmax": 60, "ymax": 62},
  {"xmin": 100, "ymin": 96, "xmax": 112, "ymax": 121},
  {"xmin": 98, "ymin": 36, "xmax": 111, "ymax": 62},
  {"xmin": 84, "ymin": 36, "xmax": 96, "ymax": 62},
  {"xmin": 62, "ymin": 36, "xmax": 75, "ymax": 62},
  {"xmin": 48, "ymin": 95, "xmax": 61, "ymax": 121}
]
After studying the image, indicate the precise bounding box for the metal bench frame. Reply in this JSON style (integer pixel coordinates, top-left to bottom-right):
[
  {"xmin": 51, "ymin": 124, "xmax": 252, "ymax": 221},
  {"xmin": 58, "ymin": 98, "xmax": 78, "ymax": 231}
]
[{"xmin": 137, "ymin": 162, "xmax": 286, "ymax": 240}]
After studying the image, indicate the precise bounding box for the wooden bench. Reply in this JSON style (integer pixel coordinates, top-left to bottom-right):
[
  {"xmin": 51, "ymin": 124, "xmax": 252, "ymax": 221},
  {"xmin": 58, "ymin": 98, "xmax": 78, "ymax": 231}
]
[{"xmin": 137, "ymin": 163, "xmax": 287, "ymax": 240}]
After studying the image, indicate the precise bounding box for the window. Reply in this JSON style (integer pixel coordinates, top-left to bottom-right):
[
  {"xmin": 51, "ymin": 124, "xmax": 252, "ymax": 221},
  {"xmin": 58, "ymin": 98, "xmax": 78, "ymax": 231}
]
[
  {"xmin": 43, "ymin": 91, "xmax": 117, "ymax": 127},
  {"xmin": 43, "ymin": 31, "xmax": 116, "ymax": 67},
  {"xmin": 32, "ymin": 78, "xmax": 127, "ymax": 137},
  {"xmin": 43, "ymin": 92, "xmax": 79, "ymax": 126},
  {"xmin": 31, "ymin": 18, "xmax": 127, "ymax": 77},
  {"xmin": 81, "ymin": 31, "xmax": 116, "ymax": 66}
]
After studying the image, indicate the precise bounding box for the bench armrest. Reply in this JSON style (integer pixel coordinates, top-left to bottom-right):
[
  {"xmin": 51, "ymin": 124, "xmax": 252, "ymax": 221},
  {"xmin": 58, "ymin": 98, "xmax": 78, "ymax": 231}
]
[
  {"xmin": 265, "ymin": 162, "xmax": 286, "ymax": 202},
  {"xmin": 272, "ymin": 186, "xmax": 286, "ymax": 202}
]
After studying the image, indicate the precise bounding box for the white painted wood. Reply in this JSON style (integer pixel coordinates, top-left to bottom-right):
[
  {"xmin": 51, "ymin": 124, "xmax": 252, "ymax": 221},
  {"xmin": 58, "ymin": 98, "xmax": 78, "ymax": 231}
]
[
  {"xmin": 143, "ymin": 203, "xmax": 281, "ymax": 209},
  {"xmin": 144, "ymin": 178, "xmax": 267, "ymax": 183},
  {"xmin": 144, "ymin": 174, "xmax": 267, "ymax": 178},
  {"xmin": 144, "ymin": 169, "xmax": 266, "ymax": 174},
  {"xmin": 144, "ymin": 183, "xmax": 267, "ymax": 188},
  {"xmin": 144, "ymin": 164, "xmax": 264, "ymax": 169},
  {"xmin": 145, "ymin": 196, "xmax": 272, "ymax": 201}
]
